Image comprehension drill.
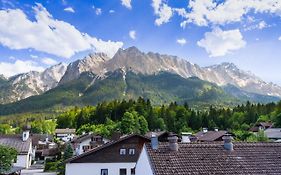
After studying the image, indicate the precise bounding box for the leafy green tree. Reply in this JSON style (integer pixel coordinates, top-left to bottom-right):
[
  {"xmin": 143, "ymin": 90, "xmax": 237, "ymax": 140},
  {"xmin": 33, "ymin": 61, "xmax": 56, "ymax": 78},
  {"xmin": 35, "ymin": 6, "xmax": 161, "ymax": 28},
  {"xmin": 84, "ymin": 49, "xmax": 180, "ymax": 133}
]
[
  {"xmin": 0, "ymin": 124, "xmax": 13, "ymax": 134},
  {"xmin": 31, "ymin": 120, "xmax": 56, "ymax": 134},
  {"xmin": 138, "ymin": 115, "xmax": 149, "ymax": 135},
  {"xmin": 120, "ymin": 112, "xmax": 136, "ymax": 134},
  {"xmin": 0, "ymin": 145, "xmax": 18, "ymax": 173}
]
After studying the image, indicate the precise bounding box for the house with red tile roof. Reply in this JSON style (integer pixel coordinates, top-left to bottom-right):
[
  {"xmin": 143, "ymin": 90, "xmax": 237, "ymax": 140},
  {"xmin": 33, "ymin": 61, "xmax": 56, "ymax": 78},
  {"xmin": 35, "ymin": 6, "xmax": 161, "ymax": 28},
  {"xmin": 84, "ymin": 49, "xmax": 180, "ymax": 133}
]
[{"xmin": 135, "ymin": 134, "xmax": 281, "ymax": 175}]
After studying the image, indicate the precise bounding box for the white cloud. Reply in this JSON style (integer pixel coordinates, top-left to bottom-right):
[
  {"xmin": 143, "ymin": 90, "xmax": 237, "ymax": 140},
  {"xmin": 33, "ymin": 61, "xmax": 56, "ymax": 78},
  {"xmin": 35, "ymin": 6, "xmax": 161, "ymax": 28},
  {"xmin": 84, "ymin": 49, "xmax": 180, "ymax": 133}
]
[
  {"xmin": 0, "ymin": 60, "xmax": 44, "ymax": 77},
  {"xmin": 41, "ymin": 57, "xmax": 58, "ymax": 65},
  {"xmin": 278, "ymin": 36, "xmax": 281, "ymax": 41},
  {"xmin": 176, "ymin": 38, "xmax": 187, "ymax": 46},
  {"xmin": 95, "ymin": 8, "xmax": 102, "ymax": 15},
  {"xmin": 161, "ymin": 0, "xmax": 281, "ymax": 28},
  {"xmin": 152, "ymin": 0, "xmax": 173, "ymax": 26},
  {"xmin": 109, "ymin": 10, "xmax": 115, "ymax": 13},
  {"xmin": 197, "ymin": 28, "xmax": 246, "ymax": 57},
  {"xmin": 129, "ymin": 30, "xmax": 136, "ymax": 40},
  {"xmin": 258, "ymin": 21, "xmax": 267, "ymax": 29},
  {"xmin": 121, "ymin": 0, "xmax": 132, "ymax": 9},
  {"xmin": 84, "ymin": 35, "xmax": 123, "ymax": 58},
  {"xmin": 30, "ymin": 55, "xmax": 38, "ymax": 59},
  {"xmin": 64, "ymin": 7, "xmax": 75, "ymax": 13},
  {"xmin": 0, "ymin": 4, "xmax": 123, "ymax": 58},
  {"xmin": 244, "ymin": 20, "xmax": 269, "ymax": 31}
]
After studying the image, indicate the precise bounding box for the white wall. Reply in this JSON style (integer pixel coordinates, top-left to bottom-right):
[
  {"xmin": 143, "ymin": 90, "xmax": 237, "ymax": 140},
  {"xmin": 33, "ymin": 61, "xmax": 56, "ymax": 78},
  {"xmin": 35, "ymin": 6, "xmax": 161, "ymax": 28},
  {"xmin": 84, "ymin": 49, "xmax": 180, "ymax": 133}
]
[
  {"xmin": 66, "ymin": 162, "xmax": 135, "ymax": 175},
  {"xmin": 135, "ymin": 146, "xmax": 154, "ymax": 175},
  {"xmin": 15, "ymin": 155, "xmax": 28, "ymax": 168},
  {"xmin": 76, "ymin": 138, "xmax": 91, "ymax": 155},
  {"xmin": 14, "ymin": 141, "xmax": 32, "ymax": 169}
]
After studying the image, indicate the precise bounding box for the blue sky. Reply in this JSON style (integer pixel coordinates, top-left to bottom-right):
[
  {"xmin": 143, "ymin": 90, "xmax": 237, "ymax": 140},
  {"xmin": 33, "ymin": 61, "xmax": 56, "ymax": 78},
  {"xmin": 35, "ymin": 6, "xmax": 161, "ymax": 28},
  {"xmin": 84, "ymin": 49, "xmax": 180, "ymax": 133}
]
[{"xmin": 0, "ymin": 0, "xmax": 281, "ymax": 85}]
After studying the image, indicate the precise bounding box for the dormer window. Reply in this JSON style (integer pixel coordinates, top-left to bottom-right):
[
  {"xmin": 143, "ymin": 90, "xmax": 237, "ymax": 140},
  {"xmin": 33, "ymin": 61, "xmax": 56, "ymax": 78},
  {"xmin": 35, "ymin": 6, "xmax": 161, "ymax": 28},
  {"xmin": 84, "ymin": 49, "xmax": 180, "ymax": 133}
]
[
  {"xmin": 120, "ymin": 148, "xmax": 126, "ymax": 155},
  {"xmin": 129, "ymin": 148, "xmax": 135, "ymax": 155}
]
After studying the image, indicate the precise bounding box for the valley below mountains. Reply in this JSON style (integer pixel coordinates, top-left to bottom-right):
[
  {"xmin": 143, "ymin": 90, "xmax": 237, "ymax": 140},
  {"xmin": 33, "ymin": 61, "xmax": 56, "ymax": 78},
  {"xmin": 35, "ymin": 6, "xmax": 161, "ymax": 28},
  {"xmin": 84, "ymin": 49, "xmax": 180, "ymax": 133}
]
[{"xmin": 0, "ymin": 46, "xmax": 280, "ymax": 115}]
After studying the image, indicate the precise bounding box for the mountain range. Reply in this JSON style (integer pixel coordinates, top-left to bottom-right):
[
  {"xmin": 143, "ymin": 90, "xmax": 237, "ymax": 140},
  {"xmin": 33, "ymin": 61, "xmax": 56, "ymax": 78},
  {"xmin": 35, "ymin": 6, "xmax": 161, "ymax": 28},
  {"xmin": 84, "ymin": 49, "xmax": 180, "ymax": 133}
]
[{"xmin": 0, "ymin": 46, "xmax": 280, "ymax": 115}]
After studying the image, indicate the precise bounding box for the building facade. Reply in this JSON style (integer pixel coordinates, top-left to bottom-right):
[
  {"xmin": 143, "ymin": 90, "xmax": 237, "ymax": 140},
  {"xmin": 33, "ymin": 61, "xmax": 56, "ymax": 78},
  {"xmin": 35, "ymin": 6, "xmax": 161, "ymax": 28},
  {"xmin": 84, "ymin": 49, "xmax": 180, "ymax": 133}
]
[{"xmin": 65, "ymin": 134, "xmax": 150, "ymax": 175}]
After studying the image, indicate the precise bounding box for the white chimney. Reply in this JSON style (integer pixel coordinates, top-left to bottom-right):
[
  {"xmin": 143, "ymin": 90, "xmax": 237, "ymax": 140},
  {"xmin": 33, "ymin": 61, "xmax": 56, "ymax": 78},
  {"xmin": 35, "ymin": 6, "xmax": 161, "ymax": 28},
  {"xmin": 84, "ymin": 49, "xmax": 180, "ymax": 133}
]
[
  {"xmin": 22, "ymin": 130, "xmax": 30, "ymax": 142},
  {"xmin": 203, "ymin": 128, "xmax": 208, "ymax": 133},
  {"xmin": 181, "ymin": 132, "xmax": 191, "ymax": 143},
  {"xmin": 22, "ymin": 125, "xmax": 30, "ymax": 142},
  {"xmin": 151, "ymin": 133, "xmax": 158, "ymax": 150},
  {"xmin": 168, "ymin": 134, "xmax": 178, "ymax": 151},
  {"xmin": 223, "ymin": 134, "xmax": 233, "ymax": 151}
]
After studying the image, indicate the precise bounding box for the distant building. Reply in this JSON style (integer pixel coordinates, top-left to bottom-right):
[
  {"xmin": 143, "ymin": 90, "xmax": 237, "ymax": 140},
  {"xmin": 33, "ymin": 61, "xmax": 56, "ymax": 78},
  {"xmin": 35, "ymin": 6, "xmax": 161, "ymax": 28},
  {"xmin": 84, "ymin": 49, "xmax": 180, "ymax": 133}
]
[
  {"xmin": 65, "ymin": 134, "xmax": 150, "ymax": 175},
  {"xmin": 0, "ymin": 127, "xmax": 33, "ymax": 169},
  {"xmin": 31, "ymin": 133, "xmax": 58, "ymax": 160},
  {"xmin": 145, "ymin": 131, "xmax": 171, "ymax": 142},
  {"xmin": 195, "ymin": 128, "xmax": 227, "ymax": 142},
  {"xmin": 55, "ymin": 128, "xmax": 76, "ymax": 142},
  {"xmin": 71, "ymin": 133, "xmax": 109, "ymax": 155},
  {"xmin": 250, "ymin": 122, "xmax": 273, "ymax": 132},
  {"xmin": 136, "ymin": 134, "xmax": 281, "ymax": 175}
]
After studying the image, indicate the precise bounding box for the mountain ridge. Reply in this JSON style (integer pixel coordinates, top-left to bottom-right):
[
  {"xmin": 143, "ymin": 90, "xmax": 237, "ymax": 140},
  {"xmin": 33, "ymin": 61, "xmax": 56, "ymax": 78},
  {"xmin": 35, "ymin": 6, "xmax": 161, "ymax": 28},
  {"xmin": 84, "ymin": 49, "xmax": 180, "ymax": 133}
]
[{"xmin": 0, "ymin": 46, "xmax": 280, "ymax": 105}]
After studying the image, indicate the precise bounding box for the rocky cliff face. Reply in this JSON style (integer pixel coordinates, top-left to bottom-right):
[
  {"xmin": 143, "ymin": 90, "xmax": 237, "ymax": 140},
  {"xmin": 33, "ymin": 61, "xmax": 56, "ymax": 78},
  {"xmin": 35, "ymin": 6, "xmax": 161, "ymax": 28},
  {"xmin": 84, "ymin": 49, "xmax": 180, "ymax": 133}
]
[{"xmin": 0, "ymin": 63, "xmax": 67, "ymax": 104}]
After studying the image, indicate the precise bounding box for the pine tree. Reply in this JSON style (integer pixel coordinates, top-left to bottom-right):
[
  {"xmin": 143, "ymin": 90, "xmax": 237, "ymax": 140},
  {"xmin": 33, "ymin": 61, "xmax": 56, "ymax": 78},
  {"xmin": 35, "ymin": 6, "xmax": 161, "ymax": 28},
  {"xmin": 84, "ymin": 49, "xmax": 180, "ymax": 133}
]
[{"xmin": 63, "ymin": 144, "xmax": 74, "ymax": 160}]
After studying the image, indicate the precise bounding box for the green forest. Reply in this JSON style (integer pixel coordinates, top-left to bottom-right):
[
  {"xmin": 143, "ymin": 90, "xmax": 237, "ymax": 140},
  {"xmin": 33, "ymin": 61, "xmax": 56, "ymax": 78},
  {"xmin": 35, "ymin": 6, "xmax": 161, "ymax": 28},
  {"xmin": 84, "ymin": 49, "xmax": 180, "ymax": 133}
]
[{"xmin": 1, "ymin": 97, "xmax": 281, "ymax": 141}]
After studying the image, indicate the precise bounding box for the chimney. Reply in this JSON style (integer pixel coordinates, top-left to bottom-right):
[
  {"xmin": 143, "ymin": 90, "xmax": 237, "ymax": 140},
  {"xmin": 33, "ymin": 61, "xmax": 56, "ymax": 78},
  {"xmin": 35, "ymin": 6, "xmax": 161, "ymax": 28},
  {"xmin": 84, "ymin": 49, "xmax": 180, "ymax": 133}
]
[
  {"xmin": 168, "ymin": 134, "xmax": 178, "ymax": 151},
  {"xmin": 45, "ymin": 135, "xmax": 49, "ymax": 142},
  {"xmin": 203, "ymin": 128, "xmax": 208, "ymax": 133},
  {"xmin": 22, "ymin": 125, "xmax": 31, "ymax": 142},
  {"xmin": 181, "ymin": 132, "xmax": 191, "ymax": 143},
  {"xmin": 151, "ymin": 133, "xmax": 158, "ymax": 150},
  {"xmin": 222, "ymin": 134, "xmax": 233, "ymax": 151}
]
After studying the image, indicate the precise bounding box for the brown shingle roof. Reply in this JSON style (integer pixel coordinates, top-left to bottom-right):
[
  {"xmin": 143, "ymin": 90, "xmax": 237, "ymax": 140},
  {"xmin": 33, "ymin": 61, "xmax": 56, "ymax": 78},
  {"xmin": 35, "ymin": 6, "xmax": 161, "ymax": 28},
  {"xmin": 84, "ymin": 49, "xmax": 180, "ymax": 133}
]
[
  {"xmin": 195, "ymin": 131, "xmax": 227, "ymax": 142},
  {"xmin": 66, "ymin": 134, "xmax": 150, "ymax": 163},
  {"xmin": 146, "ymin": 142, "xmax": 281, "ymax": 175},
  {"xmin": 55, "ymin": 128, "xmax": 76, "ymax": 134},
  {"xmin": 0, "ymin": 135, "xmax": 31, "ymax": 154}
]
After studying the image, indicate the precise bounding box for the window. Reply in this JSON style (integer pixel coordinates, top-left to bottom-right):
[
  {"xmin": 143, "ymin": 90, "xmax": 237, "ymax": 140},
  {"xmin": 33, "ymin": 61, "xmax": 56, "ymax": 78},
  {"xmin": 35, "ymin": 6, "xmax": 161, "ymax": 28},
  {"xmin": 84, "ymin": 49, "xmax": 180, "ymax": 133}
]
[
  {"xmin": 131, "ymin": 168, "xmax": 135, "ymax": 175},
  {"xmin": 120, "ymin": 148, "xmax": 126, "ymax": 155},
  {"xmin": 129, "ymin": 148, "xmax": 135, "ymax": 155},
  {"xmin": 82, "ymin": 145, "xmax": 90, "ymax": 152},
  {"xmin": 120, "ymin": 169, "xmax": 127, "ymax": 175},
  {"xmin": 101, "ymin": 169, "xmax": 108, "ymax": 175}
]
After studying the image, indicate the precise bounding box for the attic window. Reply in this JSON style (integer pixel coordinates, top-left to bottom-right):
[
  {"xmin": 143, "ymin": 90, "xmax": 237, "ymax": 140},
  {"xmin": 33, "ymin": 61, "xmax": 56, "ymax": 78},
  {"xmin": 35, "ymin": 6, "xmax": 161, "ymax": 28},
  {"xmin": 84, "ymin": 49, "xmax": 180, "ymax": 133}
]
[
  {"xmin": 120, "ymin": 148, "xmax": 126, "ymax": 155},
  {"xmin": 129, "ymin": 148, "xmax": 135, "ymax": 155}
]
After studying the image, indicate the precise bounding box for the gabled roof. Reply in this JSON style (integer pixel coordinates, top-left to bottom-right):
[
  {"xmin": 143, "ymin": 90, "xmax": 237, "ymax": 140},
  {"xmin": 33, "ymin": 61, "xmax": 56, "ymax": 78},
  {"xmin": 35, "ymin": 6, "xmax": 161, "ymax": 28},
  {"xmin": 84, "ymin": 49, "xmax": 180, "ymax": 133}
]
[
  {"xmin": 145, "ymin": 142, "xmax": 281, "ymax": 175},
  {"xmin": 55, "ymin": 128, "xmax": 76, "ymax": 134},
  {"xmin": 71, "ymin": 133, "xmax": 102, "ymax": 143},
  {"xmin": 250, "ymin": 122, "xmax": 273, "ymax": 132},
  {"xmin": 66, "ymin": 134, "xmax": 150, "ymax": 163},
  {"xmin": 195, "ymin": 130, "xmax": 227, "ymax": 142},
  {"xmin": 31, "ymin": 134, "xmax": 53, "ymax": 145},
  {"xmin": 0, "ymin": 135, "xmax": 31, "ymax": 154}
]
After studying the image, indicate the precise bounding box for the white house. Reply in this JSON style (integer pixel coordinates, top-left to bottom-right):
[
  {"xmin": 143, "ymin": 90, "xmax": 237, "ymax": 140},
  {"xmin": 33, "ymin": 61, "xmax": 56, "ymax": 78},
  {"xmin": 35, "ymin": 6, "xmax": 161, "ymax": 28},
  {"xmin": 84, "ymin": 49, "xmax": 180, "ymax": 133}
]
[
  {"xmin": 71, "ymin": 133, "xmax": 109, "ymax": 155},
  {"xmin": 55, "ymin": 128, "xmax": 76, "ymax": 142},
  {"xmin": 0, "ymin": 128, "xmax": 33, "ymax": 169},
  {"xmin": 65, "ymin": 134, "xmax": 150, "ymax": 175}
]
